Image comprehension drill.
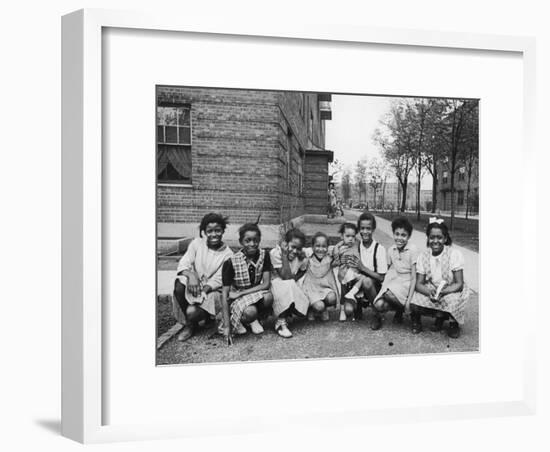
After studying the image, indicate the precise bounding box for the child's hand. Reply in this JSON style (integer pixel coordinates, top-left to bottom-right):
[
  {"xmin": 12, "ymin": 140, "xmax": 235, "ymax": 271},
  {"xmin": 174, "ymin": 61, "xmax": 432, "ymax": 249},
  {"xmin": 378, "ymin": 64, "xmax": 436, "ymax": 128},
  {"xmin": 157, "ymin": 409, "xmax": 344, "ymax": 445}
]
[
  {"xmin": 187, "ymin": 274, "xmax": 201, "ymax": 297},
  {"xmin": 228, "ymin": 290, "xmax": 241, "ymax": 300},
  {"xmin": 222, "ymin": 326, "xmax": 232, "ymax": 346}
]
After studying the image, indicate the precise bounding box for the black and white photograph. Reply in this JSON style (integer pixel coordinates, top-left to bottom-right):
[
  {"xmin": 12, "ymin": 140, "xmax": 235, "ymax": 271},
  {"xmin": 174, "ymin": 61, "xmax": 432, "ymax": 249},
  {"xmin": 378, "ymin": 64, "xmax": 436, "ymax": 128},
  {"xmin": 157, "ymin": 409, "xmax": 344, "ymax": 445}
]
[{"xmin": 155, "ymin": 86, "xmax": 479, "ymax": 365}]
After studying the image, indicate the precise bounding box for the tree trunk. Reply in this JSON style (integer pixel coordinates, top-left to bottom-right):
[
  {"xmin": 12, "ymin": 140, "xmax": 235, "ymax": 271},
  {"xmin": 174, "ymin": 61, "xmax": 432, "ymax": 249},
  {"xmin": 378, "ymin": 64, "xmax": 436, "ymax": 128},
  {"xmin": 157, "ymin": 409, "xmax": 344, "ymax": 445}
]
[
  {"xmin": 416, "ymin": 166, "xmax": 421, "ymax": 220},
  {"xmin": 381, "ymin": 177, "xmax": 387, "ymax": 211},
  {"xmin": 450, "ymin": 168, "xmax": 456, "ymax": 230},
  {"xmin": 400, "ymin": 178, "xmax": 408, "ymax": 212},
  {"xmin": 431, "ymin": 163, "xmax": 438, "ymax": 213},
  {"xmin": 465, "ymin": 167, "xmax": 473, "ymax": 220}
]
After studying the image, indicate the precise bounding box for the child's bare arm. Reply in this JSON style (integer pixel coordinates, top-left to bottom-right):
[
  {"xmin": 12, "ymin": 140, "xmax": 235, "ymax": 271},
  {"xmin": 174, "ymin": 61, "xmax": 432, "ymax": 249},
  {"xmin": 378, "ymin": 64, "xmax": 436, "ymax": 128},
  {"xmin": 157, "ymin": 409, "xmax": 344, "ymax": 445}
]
[
  {"xmin": 233, "ymin": 271, "xmax": 271, "ymax": 297},
  {"xmin": 405, "ymin": 263, "xmax": 417, "ymax": 311},
  {"xmin": 439, "ymin": 270, "xmax": 464, "ymax": 296},
  {"xmin": 415, "ymin": 272, "xmax": 436, "ymax": 298}
]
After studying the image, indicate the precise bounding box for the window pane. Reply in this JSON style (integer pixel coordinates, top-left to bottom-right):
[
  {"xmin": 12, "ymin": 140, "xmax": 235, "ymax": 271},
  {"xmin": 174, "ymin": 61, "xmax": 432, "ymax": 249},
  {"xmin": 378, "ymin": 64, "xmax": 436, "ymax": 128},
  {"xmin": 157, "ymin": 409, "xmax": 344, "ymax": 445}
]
[
  {"xmin": 157, "ymin": 145, "xmax": 192, "ymax": 183},
  {"xmin": 178, "ymin": 108, "xmax": 190, "ymax": 126},
  {"xmin": 165, "ymin": 126, "xmax": 178, "ymax": 143},
  {"xmin": 179, "ymin": 127, "xmax": 191, "ymax": 144},
  {"xmin": 158, "ymin": 107, "xmax": 178, "ymax": 125},
  {"xmin": 157, "ymin": 125, "xmax": 164, "ymax": 143}
]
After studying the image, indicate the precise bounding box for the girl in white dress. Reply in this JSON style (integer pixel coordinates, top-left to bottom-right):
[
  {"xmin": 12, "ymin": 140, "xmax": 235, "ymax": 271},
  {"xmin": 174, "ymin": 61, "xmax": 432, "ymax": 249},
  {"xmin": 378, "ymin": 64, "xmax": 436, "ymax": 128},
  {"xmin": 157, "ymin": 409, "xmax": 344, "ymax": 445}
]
[
  {"xmin": 172, "ymin": 213, "xmax": 234, "ymax": 342},
  {"xmin": 270, "ymin": 229, "xmax": 309, "ymax": 338}
]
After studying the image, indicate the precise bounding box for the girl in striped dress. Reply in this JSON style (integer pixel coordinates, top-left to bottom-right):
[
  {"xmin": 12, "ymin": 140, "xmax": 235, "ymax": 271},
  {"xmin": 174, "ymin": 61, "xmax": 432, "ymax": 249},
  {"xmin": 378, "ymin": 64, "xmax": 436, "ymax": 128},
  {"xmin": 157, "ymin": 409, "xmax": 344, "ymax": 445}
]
[
  {"xmin": 410, "ymin": 219, "xmax": 471, "ymax": 338},
  {"xmin": 220, "ymin": 222, "xmax": 273, "ymax": 343}
]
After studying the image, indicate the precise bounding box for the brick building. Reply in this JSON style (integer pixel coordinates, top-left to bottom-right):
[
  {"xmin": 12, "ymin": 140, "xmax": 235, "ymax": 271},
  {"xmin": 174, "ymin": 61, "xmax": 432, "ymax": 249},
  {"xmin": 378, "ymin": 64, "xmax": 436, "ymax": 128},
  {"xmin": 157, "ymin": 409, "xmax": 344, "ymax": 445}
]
[
  {"xmin": 156, "ymin": 87, "xmax": 333, "ymax": 239},
  {"xmin": 438, "ymin": 163, "xmax": 479, "ymax": 215}
]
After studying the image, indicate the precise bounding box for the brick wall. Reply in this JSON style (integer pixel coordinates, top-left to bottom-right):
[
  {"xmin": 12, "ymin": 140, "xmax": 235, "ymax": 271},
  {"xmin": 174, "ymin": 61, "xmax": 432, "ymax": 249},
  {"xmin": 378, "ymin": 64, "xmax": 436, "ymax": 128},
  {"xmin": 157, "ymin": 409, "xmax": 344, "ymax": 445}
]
[
  {"xmin": 157, "ymin": 87, "xmax": 328, "ymax": 227},
  {"xmin": 304, "ymin": 152, "xmax": 331, "ymax": 214}
]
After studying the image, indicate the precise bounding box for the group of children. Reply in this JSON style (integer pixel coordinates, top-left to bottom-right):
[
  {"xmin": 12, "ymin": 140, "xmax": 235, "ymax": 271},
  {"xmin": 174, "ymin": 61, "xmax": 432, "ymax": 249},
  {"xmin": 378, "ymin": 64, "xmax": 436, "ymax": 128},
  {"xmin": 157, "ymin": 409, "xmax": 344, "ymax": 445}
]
[{"xmin": 172, "ymin": 212, "xmax": 470, "ymax": 344}]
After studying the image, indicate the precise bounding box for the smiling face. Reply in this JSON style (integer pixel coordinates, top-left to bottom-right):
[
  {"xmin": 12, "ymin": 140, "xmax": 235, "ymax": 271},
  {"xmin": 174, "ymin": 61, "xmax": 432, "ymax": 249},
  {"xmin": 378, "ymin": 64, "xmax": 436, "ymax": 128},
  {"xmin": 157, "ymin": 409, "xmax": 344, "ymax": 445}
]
[
  {"xmin": 393, "ymin": 227, "xmax": 410, "ymax": 250},
  {"xmin": 427, "ymin": 227, "xmax": 446, "ymax": 256},
  {"xmin": 204, "ymin": 222, "xmax": 224, "ymax": 248},
  {"xmin": 287, "ymin": 237, "xmax": 304, "ymax": 261},
  {"xmin": 359, "ymin": 219, "xmax": 374, "ymax": 245},
  {"xmin": 312, "ymin": 236, "xmax": 328, "ymax": 259},
  {"xmin": 342, "ymin": 227, "xmax": 356, "ymax": 246},
  {"xmin": 240, "ymin": 230, "xmax": 260, "ymax": 257}
]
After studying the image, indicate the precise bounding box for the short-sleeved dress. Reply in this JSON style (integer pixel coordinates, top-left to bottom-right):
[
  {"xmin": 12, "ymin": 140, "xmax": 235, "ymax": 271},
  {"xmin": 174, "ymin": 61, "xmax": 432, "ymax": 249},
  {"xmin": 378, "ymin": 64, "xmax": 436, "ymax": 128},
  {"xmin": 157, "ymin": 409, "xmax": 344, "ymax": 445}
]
[
  {"xmin": 411, "ymin": 245, "xmax": 471, "ymax": 324},
  {"xmin": 269, "ymin": 246, "xmax": 310, "ymax": 317},
  {"xmin": 172, "ymin": 237, "xmax": 233, "ymax": 323},
  {"xmin": 301, "ymin": 249, "xmax": 339, "ymax": 304},
  {"xmin": 374, "ymin": 243, "xmax": 419, "ymax": 306}
]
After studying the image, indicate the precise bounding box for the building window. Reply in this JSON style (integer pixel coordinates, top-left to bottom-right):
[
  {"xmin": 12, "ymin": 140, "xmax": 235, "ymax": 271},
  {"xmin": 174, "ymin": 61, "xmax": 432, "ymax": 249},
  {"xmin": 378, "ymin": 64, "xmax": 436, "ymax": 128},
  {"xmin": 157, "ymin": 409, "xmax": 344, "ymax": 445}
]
[
  {"xmin": 442, "ymin": 171, "xmax": 448, "ymax": 184},
  {"xmin": 457, "ymin": 190, "xmax": 465, "ymax": 206},
  {"xmin": 458, "ymin": 167, "xmax": 465, "ymax": 181},
  {"xmin": 308, "ymin": 110, "xmax": 313, "ymax": 140},
  {"xmin": 157, "ymin": 105, "xmax": 192, "ymax": 184}
]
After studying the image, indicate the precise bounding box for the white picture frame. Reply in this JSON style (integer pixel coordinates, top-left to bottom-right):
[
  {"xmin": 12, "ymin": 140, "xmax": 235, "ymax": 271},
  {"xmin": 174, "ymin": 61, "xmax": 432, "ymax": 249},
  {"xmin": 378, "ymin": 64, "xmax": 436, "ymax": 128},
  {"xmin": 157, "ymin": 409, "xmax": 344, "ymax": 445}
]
[{"xmin": 62, "ymin": 8, "xmax": 537, "ymax": 444}]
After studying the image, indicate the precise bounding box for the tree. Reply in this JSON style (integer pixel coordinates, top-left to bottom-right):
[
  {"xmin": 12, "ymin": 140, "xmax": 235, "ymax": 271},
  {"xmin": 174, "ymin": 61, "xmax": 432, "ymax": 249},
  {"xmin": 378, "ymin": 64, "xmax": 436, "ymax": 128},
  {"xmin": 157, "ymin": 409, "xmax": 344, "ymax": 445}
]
[
  {"xmin": 341, "ymin": 169, "xmax": 352, "ymax": 203},
  {"xmin": 373, "ymin": 103, "xmax": 416, "ymax": 212},
  {"xmin": 460, "ymin": 102, "xmax": 479, "ymax": 219},
  {"xmin": 440, "ymin": 99, "xmax": 479, "ymax": 229},
  {"xmin": 354, "ymin": 157, "xmax": 368, "ymax": 203},
  {"xmin": 366, "ymin": 156, "xmax": 387, "ymax": 209}
]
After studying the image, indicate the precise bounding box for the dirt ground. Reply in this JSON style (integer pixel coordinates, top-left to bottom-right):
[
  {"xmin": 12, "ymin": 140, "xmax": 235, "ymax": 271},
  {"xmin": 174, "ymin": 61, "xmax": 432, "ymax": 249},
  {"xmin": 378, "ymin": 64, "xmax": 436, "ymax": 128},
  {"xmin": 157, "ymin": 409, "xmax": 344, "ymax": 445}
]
[{"xmin": 156, "ymin": 292, "xmax": 479, "ymax": 365}]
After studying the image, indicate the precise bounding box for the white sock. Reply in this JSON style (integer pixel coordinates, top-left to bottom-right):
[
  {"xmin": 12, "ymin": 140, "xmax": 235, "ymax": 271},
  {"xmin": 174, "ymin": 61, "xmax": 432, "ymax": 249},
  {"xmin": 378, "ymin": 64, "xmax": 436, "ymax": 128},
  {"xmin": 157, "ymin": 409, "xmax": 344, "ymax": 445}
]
[{"xmin": 345, "ymin": 286, "xmax": 359, "ymax": 299}]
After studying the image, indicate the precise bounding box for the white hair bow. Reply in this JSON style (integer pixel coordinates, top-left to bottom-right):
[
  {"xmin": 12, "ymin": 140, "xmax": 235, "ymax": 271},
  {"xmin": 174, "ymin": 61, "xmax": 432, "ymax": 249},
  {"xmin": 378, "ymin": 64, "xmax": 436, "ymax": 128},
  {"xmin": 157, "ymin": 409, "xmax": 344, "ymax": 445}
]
[{"xmin": 429, "ymin": 217, "xmax": 444, "ymax": 224}]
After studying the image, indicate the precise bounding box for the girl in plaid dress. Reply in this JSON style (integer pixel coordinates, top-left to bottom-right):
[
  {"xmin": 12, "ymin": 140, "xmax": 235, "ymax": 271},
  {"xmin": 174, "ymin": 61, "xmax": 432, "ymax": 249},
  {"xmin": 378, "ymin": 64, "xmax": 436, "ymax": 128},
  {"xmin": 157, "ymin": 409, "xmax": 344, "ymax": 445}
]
[
  {"xmin": 302, "ymin": 232, "xmax": 339, "ymax": 321},
  {"xmin": 220, "ymin": 223, "xmax": 273, "ymax": 342},
  {"xmin": 410, "ymin": 219, "xmax": 471, "ymax": 338}
]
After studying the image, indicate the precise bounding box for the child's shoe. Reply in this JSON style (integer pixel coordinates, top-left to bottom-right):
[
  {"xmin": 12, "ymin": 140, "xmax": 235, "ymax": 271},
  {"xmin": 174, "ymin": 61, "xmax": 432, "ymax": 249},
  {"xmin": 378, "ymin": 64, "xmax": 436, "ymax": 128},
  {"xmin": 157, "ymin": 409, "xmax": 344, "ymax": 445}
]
[
  {"xmin": 411, "ymin": 314, "xmax": 423, "ymax": 334},
  {"xmin": 370, "ymin": 313, "xmax": 382, "ymax": 330},
  {"xmin": 177, "ymin": 325, "xmax": 194, "ymax": 342},
  {"xmin": 249, "ymin": 320, "xmax": 264, "ymax": 335},
  {"xmin": 339, "ymin": 308, "xmax": 347, "ymax": 322},
  {"xmin": 430, "ymin": 316, "xmax": 445, "ymax": 332},
  {"xmin": 447, "ymin": 321, "xmax": 460, "ymax": 338},
  {"xmin": 321, "ymin": 310, "xmax": 330, "ymax": 322},
  {"xmin": 392, "ymin": 309, "xmax": 404, "ymax": 325},
  {"xmin": 234, "ymin": 323, "xmax": 247, "ymax": 335},
  {"xmin": 344, "ymin": 286, "xmax": 359, "ymax": 300},
  {"xmin": 274, "ymin": 319, "xmax": 293, "ymax": 338}
]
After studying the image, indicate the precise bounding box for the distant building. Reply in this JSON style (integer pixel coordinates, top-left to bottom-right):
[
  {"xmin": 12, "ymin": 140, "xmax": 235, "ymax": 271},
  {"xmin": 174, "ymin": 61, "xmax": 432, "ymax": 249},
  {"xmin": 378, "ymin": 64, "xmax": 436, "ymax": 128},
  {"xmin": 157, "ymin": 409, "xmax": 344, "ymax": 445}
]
[
  {"xmin": 363, "ymin": 181, "xmax": 432, "ymax": 211},
  {"xmin": 438, "ymin": 162, "xmax": 479, "ymax": 215},
  {"xmin": 156, "ymin": 87, "xmax": 333, "ymax": 237}
]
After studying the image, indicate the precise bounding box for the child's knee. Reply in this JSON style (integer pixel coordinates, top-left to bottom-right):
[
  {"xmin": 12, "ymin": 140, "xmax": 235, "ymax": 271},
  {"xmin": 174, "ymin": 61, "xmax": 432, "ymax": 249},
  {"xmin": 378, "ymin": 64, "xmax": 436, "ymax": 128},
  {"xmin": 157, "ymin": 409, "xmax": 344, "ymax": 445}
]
[
  {"xmin": 186, "ymin": 305, "xmax": 202, "ymax": 321},
  {"xmin": 373, "ymin": 299, "xmax": 387, "ymax": 312},
  {"xmin": 344, "ymin": 301, "xmax": 355, "ymax": 316},
  {"xmin": 262, "ymin": 292, "xmax": 273, "ymax": 307},
  {"xmin": 362, "ymin": 277, "xmax": 374, "ymax": 290},
  {"xmin": 312, "ymin": 301, "xmax": 325, "ymax": 313},
  {"xmin": 325, "ymin": 292, "xmax": 337, "ymax": 306},
  {"xmin": 241, "ymin": 306, "xmax": 258, "ymax": 324}
]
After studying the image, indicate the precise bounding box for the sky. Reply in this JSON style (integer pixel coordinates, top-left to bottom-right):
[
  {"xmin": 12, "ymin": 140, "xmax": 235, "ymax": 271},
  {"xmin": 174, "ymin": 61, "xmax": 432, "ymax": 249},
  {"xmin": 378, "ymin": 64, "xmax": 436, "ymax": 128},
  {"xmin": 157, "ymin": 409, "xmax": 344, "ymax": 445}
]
[
  {"xmin": 325, "ymin": 94, "xmax": 392, "ymax": 170},
  {"xmin": 325, "ymin": 94, "xmax": 432, "ymax": 189}
]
